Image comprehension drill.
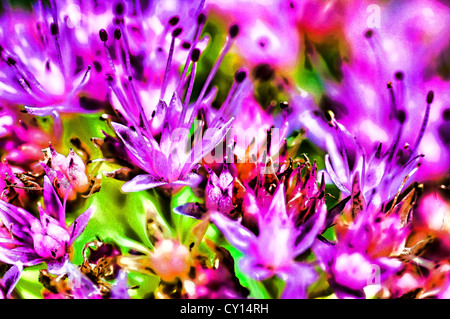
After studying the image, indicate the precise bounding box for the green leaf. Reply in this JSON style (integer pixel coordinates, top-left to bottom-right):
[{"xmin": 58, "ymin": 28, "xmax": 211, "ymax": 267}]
[
  {"xmin": 71, "ymin": 177, "xmax": 156, "ymax": 264},
  {"xmin": 14, "ymin": 264, "xmax": 46, "ymax": 299}
]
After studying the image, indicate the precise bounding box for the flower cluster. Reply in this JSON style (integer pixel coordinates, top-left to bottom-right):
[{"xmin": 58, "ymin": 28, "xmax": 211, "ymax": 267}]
[{"xmin": 0, "ymin": 0, "xmax": 449, "ymax": 300}]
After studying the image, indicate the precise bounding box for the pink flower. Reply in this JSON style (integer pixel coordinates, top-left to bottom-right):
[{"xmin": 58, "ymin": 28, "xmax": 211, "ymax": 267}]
[
  {"xmin": 211, "ymin": 183, "xmax": 327, "ymax": 298},
  {"xmin": 0, "ymin": 176, "xmax": 92, "ymax": 274}
]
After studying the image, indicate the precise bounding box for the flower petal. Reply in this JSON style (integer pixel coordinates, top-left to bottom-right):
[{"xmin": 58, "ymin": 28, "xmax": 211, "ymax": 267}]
[
  {"xmin": 171, "ymin": 173, "xmax": 203, "ymax": 187},
  {"xmin": 43, "ymin": 176, "xmax": 64, "ymax": 224},
  {"xmin": 46, "ymin": 256, "xmax": 69, "ymax": 275},
  {"xmin": 210, "ymin": 211, "xmax": 256, "ymax": 254},
  {"xmin": 121, "ymin": 174, "xmax": 167, "ymax": 193},
  {"xmin": 68, "ymin": 208, "xmax": 93, "ymax": 245},
  {"xmin": 0, "ymin": 246, "xmax": 44, "ymax": 266},
  {"xmin": 111, "ymin": 122, "xmax": 156, "ymax": 174},
  {"xmin": 173, "ymin": 202, "xmax": 206, "ymax": 220},
  {"xmin": 181, "ymin": 117, "xmax": 234, "ymax": 177},
  {"xmin": 278, "ymin": 263, "xmax": 318, "ymax": 299},
  {"xmin": 2, "ymin": 263, "xmax": 22, "ymax": 298},
  {"xmin": 266, "ymin": 183, "xmax": 288, "ymax": 221},
  {"xmin": 293, "ymin": 198, "xmax": 327, "ymax": 256},
  {"xmin": 239, "ymin": 256, "xmax": 273, "ymax": 281},
  {"xmin": 0, "ymin": 200, "xmax": 38, "ymax": 239},
  {"xmin": 110, "ymin": 270, "xmax": 130, "ymax": 299},
  {"xmin": 219, "ymin": 163, "xmax": 234, "ymax": 190},
  {"xmin": 325, "ymin": 154, "xmax": 350, "ymax": 194}
]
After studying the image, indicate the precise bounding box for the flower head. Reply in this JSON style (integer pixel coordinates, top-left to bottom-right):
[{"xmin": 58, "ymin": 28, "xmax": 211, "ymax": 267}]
[
  {"xmin": 211, "ymin": 181, "xmax": 327, "ymax": 298},
  {"xmin": 314, "ymin": 184, "xmax": 421, "ymax": 299},
  {"xmin": 0, "ymin": 176, "xmax": 92, "ymax": 274},
  {"xmin": 0, "ymin": 2, "xmax": 106, "ymax": 116},
  {"xmin": 322, "ymin": 97, "xmax": 432, "ymax": 207},
  {"xmin": 41, "ymin": 145, "xmax": 91, "ymax": 200}
]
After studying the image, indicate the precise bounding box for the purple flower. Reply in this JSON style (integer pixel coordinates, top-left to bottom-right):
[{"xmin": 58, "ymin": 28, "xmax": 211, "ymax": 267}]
[
  {"xmin": 41, "ymin": 145, "xmax": 90, "ymax": 201},
  {"xmin": 205, "ymin": 0, "xmax": 301, "ymax": 69},
  {"xmin": 173, "ymin": 163, "xmax": 235, "ymax": 219},
  {"xmin": 210, "ymin": 183, "xmax": 327, "ymax": 298},
  {"xmin": 314, "ymin": 207, "xmax": 406, "ymax": 299},
  {"xmin": 205, "ymin": 164, "xmax": 234, "ymax": 215},
  {"xmin": 96, "ymin": 7, "xmax": 251, "ymax": 193},
  {"xmin": 321, "ymin": 97, "xmax": 432, "ymax": 207},
  {"xmin": 97, "ymin": 1, "xmax": 211, "ymax": 135},
  {"xmin": 0, "ymin": 2, "xmax": 106, "ymax": 116},
  {"xmin": 0, "ymin": 264, "xmax": 22, "ymax": 299},
  {"xmin": 110, "ymin": 90, "xmax": 234, "ymax": 192},
  {"xmin": 294, "ymin": 0, "xmax": 450, "ymax": 183},
  {"xmin": 0, "ymin": 176, "xmax": 92, "ymax": 274}
]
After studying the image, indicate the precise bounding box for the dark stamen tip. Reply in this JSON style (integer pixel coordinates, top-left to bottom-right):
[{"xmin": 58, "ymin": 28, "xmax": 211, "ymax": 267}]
[
  {"xmin": 114, "ymin": 28, "xmax": 122, "ymax": 40},
  {"xmin": 172, "ymin": 27, "xmax": 182, "ymax": 37},
  {"xmin": 99, "ymin": 29, "xmax": 108, "ymax": 42},
  {"xmin": 229, "ymin": 24, "xmax": 239, "ymax": 38},
  {"xmin": 442, "ymin": 108, "xmax": 450, "ymax": 121},
  {"xmin": 427, "ymin": 91, "xmax": 434, "ymax": 104},
  {"xmin": 7, "ymin": 57, "xmax": 16, "ymax": 66},
  {"xmin": 114, "ymin": 2, "xmax": 125, "ymax": 16},
  {"xmin": 191, "ymin": 48, "xmax": 201, "ymax": 62},
  {"xmin": 50, "ymin": 23, "xmax": 59, "ymax": 36},
  {"xmin": 181, "ymin": 41, "xmax": 191, "ymax": 49},
  {"xmin": 364, "ymin": 29, "xmax": 374, "ymax": 39},
  {"xmin": 197, "ymin": 13, "xmax": 206, "ymax": 25},
  {"xmin": 113, "ymin": 18, "xmax": 124, "ymax": 25},
  {"xmin": 169, "ymin": 16, "xmax": 180, "ymax": 26},
  {"xmin": 396, "ymin": 109, "xmax": 406, "ymax": 124},
  {"xmin": 279, "ymin": 101, "xmax": 289, "ymax": 110},
  {"xmin": 395, "ymin": 71, "xmax": 404, "ymax": 81},
  {"xmin": 128, "ymin": 75, "xmax": 133, "ymax": 81},
  {"xmin": 387, "ymin": 81, "xmax": 393, "ymax": 89},
  {"xmin": 234, "ymin": 70, "xmax": 246, "ymax": 83}
]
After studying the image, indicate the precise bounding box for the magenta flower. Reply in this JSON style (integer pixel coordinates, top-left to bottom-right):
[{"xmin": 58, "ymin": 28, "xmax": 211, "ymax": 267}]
[
  {"xmin": 211, "ymin": 183, "xmax": 327, "ymax": 298},
  {"xmin": 41, "ymin": 145, "xmax": 90, "ymax": 201},
  {"xmin": 0, "ymin": 106, "xmax": 53, "ymax": 174},
  {"xmin": 99, "ymin": 7, "xmax": 243, "ymax": 193},
  {"xmin": 314, "ymin": 207, "xmax": 406, "ymax": 299},
  {"xmin": 0, "ymin": 176, "xmax": 92, "ymax": 274},
  {"xmin": 204, "ymin": 164, "xmax": 234, "ymax": 215},
  {"xmin": 98, "ymin": 2, "xmax": 210, "ymax": 135},
  {"xmin": 110, "ymin": 93, "xmax": 234, "ymax": 192},
  {"xmin": 0, "ymin": 2, "xmax": 106, "ymax": 117},
  {"xmin": 322, "ymin": 93, "xmax": 432, "ymax": 207},
  {"xmin": 206, "ymin": 0, "xmax": 300, "ymax": 69},
  {"xmin": 295, "ymin": 0, "xmax": 450, "ymax": 183},
  {"xmin": 173, "ymin": 163, "xmax": 235, "ymax": 220}
]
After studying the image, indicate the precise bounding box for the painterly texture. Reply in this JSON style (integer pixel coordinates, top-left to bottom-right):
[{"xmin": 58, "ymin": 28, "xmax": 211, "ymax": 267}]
[{"xmin": 0, "ymin": 0, "xmax": 449, "ymax": 300}]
